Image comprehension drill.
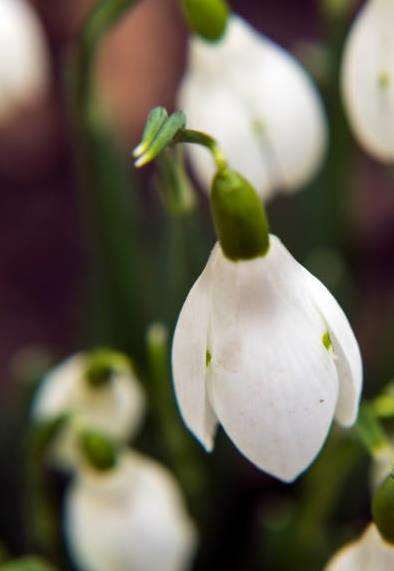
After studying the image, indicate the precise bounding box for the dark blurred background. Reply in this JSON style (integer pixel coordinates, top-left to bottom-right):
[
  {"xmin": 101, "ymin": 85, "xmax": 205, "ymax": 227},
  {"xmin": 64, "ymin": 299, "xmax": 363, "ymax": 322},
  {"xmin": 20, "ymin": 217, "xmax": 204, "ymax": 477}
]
[{"xmin": 0, "ymin": 1, "xmax": 393, "ymax": 569}]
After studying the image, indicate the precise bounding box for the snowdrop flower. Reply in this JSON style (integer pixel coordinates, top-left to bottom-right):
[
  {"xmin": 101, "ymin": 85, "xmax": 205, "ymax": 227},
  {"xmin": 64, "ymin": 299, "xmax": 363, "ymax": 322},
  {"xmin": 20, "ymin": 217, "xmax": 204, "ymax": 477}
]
[
  {"xmin": 66, "ymin": 451, "xmax": 197, "ymax": 571},
  {"xmin": 32, "ymin": 351, "xmax": 145, "ymax": 469},
  {"xmin": 341, "ymin": 0, "xmax": 394, "ymax": 161},
  {"xmin": 324, "ymin": 524, "xmax": 394, "ymax": 570},
  {"xmin": 178, "ymin": 15, "xmax": 327, "ymax": 199},
  {"xmin": 172, "ymin": 234, "xmax": 362, "ymax": 482},
  {"xmin": 0, "ymin": 0, "xmax": 49, "ymax": 123}
]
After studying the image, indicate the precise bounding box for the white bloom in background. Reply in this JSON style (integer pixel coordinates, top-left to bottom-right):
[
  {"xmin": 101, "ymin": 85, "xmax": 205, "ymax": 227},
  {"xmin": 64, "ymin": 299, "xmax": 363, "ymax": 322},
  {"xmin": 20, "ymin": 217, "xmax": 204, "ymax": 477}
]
[
  {"xmin": 32, "ymin": 353, "xmax": 145, "ymax": 469},
  {"xmin": 324, "ymin": 524, "xmax": 394, "ymax": 570},
  {"xmin": 172, "ymin": 235, "xmax": 362, "ymax": 482},
  {"xmin": 66, "ymin": 451, "xmax": 197, "ymax": 571},
  {"xmin": 341, "ymin": 0, "xmax": 394, "ymax": 161},
  {"xmin": 0, "ymin": 0, "xmax": 49, "ymax": 123},
  {"xmin": 178, "ymin": 16, "xmax": 327, "ymax": 199}
]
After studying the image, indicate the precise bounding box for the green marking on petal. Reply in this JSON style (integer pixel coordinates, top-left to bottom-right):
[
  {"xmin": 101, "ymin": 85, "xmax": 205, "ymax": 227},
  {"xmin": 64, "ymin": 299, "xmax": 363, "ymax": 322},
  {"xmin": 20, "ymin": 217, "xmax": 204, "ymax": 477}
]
[
  {"xmin": 206, "ymin": 350, "xmax": 212, "ymax": 367},
  {"xmin": 378, "ymin": 71, "xmax": 390, "ymax": 90},
  {"xmin": 322, "ymin": 331, "xmax": 333, "ymax": 352},
  {"xmin": 251, "ymin": 118, "xmax": 266, "ymax": 136}
]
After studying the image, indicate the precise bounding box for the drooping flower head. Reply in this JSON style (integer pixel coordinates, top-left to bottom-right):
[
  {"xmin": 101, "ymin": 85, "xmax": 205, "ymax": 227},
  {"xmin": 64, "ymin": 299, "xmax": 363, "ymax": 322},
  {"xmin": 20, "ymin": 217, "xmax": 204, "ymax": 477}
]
[
  {"xmin": 341, "ymin": 0, "xmax": 394, "ymax": 161},
  {"xmin": 170, "ymin": 154, "xmax": 362, "ymax": 483},
  {"xmin": 178, "ymin": 15, "xmax": 328, "ymax": 199},
  {"xmin": 0, "ymin": 0, "xmax": 49, "ymax": 123},
  {"xmin": 66, "ymin": 450, "xmax": 197, "ymax": 571},
  {"xmin": 32, "ymin": 350, "xmax": 146, "ymax": 470}
]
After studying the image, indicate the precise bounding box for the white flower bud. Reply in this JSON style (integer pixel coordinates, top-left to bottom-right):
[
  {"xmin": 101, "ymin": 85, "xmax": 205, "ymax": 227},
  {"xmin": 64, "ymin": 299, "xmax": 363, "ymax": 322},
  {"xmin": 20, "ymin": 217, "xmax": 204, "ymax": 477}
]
[
  {"xmin": 172, "ymin": 235, "xmax": 362, "ymax": 482},
  {"xmin": 341, "ymin": 0, "xmax": 394, "ymax": 161},
  {"xmin": 0, "ymin": 0, "xmax": 49, "ymax": 123},
  {"xmin": 31, "ymin": 352, "xmax": 146, "ymax": 470},
  {"xmin": 65, "ymin": 451, "xmax": 197, "ymax": 571},
  {"xmin": 178, "ymin": 15, "xmax": 328, "ymax": 199},
  {"xmin": 324, "ymin": 523, "xmax": 394, "ymax": 570}
]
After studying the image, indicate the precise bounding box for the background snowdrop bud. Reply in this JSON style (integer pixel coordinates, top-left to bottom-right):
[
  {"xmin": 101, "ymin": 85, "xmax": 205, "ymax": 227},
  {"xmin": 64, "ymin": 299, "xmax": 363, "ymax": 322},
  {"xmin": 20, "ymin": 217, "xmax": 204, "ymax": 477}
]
[
  {"xmin": 172, "ymin": 235, "xmax": 362, "ymax": 482},
  {"xmin": 211, "ymin": 168, "xmax": 270, "ymax": 260},
  {"xmin": 341, "ymin": 0, "xmax": 394, "ymax": 162},
  {"xmin": 0, "ymin": 0, "xmax": 49, "ymax": 124},
  {"xmin": 372, "ymin": 473, "xmax": 394, "ymax": 544},
  {"xmin": 322, "ymin": 0, "xmax": 355, "ymax": 22},
  {"xmin": 66, "ymin": 452, "xmax": 197, "ymax": 571},
  {"xmin": 178, "ymin": 16, "xmax": 328, "ymax": 199},
  {"xmin": 79, "ymin": 430, "xmax": 118, "ymax": 472},
  {"xmin": 324, "ymin": 524, "xmax": 394, "ymax": 570},
  {"xmin": 32, "ymin": 351, "xmax": 145, "ymax": 469},
  {"xmin": 181, "ymin": 0, "xmax": 229, "ymax": 42}
]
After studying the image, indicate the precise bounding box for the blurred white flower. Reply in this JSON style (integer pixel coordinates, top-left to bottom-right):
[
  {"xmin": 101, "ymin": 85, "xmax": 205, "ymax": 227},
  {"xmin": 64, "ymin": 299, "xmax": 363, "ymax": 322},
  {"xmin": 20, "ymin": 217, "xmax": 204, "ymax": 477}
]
[
  {"xmin": 172, "ymin": 235, "xmax": 362, "ymax": 482},
  {"xmin": 341, "ymin": 0, "xmax": 394, "ymax": 161},
  {"xmin": 324, "ymin": 524, "xmax": 394, "ymax": 570},
  {"xmin": 32, "ymin": 352, "xmax": 145, "ymax": 469},
  {"xmin": 178, "ymin": 15, "xmax": 327, "ymax": 199},
  {"xmin": 66, "ymin": 451, "xmax": 197, "ymax": 571},
  {"xmin": 0, "ymin": 0, "xmax": 49, "ymax": 123}
]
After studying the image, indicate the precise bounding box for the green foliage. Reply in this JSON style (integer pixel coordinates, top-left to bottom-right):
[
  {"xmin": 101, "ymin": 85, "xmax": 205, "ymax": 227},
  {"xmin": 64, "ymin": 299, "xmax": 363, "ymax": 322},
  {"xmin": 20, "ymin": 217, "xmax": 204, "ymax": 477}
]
[
  {"xmin": 372, "ymin": 473, "xmax": 394, "ymax": 544},
  {"xmin": 0, "ymin": 558, "xmax": 56, "ymax": 571}
]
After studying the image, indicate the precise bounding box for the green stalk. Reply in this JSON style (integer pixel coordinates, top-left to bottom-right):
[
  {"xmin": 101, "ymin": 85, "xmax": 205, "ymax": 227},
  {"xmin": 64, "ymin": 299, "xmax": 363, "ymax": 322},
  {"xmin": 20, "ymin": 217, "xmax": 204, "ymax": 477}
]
[
  {"xmin": 146, "ymin": 324, "xmax": 209, "ymax": 518},
  {"xmin": 72, "ymin": 0, "xmax": 145, "ymax": 358},
  {"xmin": 74, "ymin": 0, "xmax": 138, "ymax": 115}
]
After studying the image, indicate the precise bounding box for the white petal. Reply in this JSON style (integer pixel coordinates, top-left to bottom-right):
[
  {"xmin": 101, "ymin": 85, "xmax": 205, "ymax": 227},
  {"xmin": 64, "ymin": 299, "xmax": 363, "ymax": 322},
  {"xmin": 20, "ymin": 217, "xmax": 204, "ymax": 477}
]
[
  {"xmin": 66, "ymin": 452, "xmax": 197, "ymax": 571},
  {"xmin": 32, "ymin": 354, "xmax": 146, "ymax": 469},
  {"xmin": 324, "ymin": 524, "xmax": 394, "ymax": 571},
  {"xmin": 341, "ymin": 0, "xmax": 394, "ymax": 161},
  {"xmin": 179, "ymin": 79, "xmax": 273, "ymax": 197},
  {"xmin": 0, "ymin": 0, "xmax": 49, "ymax": 122},
  {"xmin": 300, "ymin": 269, "xmax": 363, "ymax": 427},
  {"xmin": 206, "ymin": 236, "xmax": 339, "ymax": 482},
  {"xmin": 172, "ymin": 256, "xmax": 218, "ymax": 451},
  {"xmin": 178, "ymin": 16, "xmax": 327, "ymax": 197}
]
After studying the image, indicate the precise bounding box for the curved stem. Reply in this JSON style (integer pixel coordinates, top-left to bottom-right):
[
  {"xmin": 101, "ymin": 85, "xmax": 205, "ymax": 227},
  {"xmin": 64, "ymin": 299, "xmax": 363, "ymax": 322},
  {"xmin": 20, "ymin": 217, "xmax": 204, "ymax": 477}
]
[{"xmin": 174, "ymin": 129, "xmax": 228, "ymax": 171}]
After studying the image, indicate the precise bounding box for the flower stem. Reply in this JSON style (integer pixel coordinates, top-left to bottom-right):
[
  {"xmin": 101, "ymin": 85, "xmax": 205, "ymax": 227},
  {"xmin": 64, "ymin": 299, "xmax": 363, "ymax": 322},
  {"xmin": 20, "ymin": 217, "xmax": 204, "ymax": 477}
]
[
  {"xmin": 174, "ymin": 128, "xmax": 228, "ymax": 171},
  {"xmin": 74, "ymin": 0, "xmax": 138, "ymax": 114},
  {"xmin": 356, "ymin": 404, "xmax": 392, "ymax": 458}
]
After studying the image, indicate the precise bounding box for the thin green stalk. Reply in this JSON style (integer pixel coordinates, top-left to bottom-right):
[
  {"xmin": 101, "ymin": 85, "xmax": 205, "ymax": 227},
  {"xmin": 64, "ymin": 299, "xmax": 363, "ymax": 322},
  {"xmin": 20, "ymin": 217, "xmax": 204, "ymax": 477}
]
[
  {"xmin": 72, "ymin": 0, "xmax": 145, "ymax": 358},
  {"xmin": 356, "ymin": 404, "xmax": 392, "ymax": 457},
  {"xmin": 146, "ymin": 324, "xmax": 209, "ymax": 517},
  {"xmin": 74, "ymin": 0, "xmax": 138, "ymax": 114}
]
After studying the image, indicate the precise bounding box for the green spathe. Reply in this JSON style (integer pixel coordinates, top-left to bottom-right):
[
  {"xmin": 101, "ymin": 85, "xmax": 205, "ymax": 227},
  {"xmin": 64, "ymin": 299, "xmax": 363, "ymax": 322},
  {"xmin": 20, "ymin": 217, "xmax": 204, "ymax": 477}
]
[
  {"xmin": 79, "ymin": 430, "xmax": 118, "ymax": 472},
  {"xmin": 372, "ymin": 473, "xmax": 394, "ymax": 544},
  {"xmin": 211, "ymin": 168, "xmax": 270, "ymax": 261},
  {"xmin": 84, "ymin": 348, "xmax": 130, "ymax": 388},
  {"xmin": 182, "ymin": 0, "xmax": 229, "ymax": 42}
]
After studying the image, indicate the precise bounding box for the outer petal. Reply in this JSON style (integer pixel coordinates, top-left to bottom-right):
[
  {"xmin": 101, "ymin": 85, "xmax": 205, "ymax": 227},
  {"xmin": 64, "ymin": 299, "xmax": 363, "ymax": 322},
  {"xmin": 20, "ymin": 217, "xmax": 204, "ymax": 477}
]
[
  {"xmin": 206, "ymin": 236, "xmax": 339, "ymax": 482},
  {"xmin": 172, "ymin": 256, "xmax": 218, "ymax": 451},
  {"xmin": 178, "ymin": 73, "xmax": 273, "ymax": 197},
  {"xmin": 0, "ymin": 0, "xmax": 49, "ymax": 121},
  {"xmin": 178, "ymin": 16, "xmax": 327, "ymax": 197},
  {"xmin": 324, "ymin": 524, "xmax": 394, "ymax": 571},
  {"xmin": 341, "ymin": 0, "xmax": 394, "ymax": 161},
  {"xmin": 300, "ymin": 269, "xmax": 363, "ymax": 427},
  {"xmin": 66, "ymin": 452, "xmax": 197, "ymax": 571}
]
